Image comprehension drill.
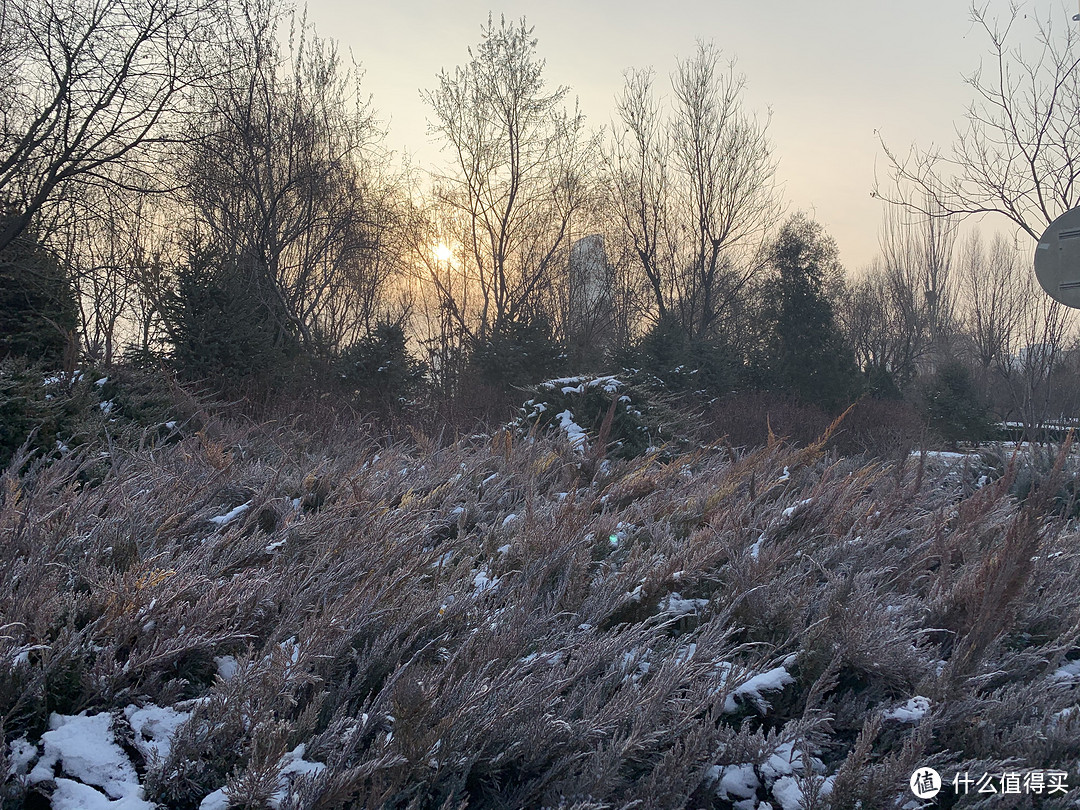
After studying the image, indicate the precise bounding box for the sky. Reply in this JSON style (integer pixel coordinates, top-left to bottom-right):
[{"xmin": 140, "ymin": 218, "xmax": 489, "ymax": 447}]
[{"xmin": 302, "ymin": 0, "xmax": 1060, "ymax": 272}]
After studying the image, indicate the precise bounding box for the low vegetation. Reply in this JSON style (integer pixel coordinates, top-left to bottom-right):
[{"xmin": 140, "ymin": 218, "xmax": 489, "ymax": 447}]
[{"xmin": 3, "ymin": 390, "xmax": 1080, "ymax": 808}]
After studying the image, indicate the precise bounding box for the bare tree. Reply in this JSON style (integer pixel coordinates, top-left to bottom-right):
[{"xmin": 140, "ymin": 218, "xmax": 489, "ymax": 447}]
[
  {"xmin": 841, "ymin": 265, "xmax": 898, "ymax": 379},
  {"xmin": 878, "ymin": 200, "xmax": 959, "ymax": 373},
  {"xmin": 958, "ymin": 231, "xmax": 1025, "ymax": 374},
  {"xmin": 424, "ymin": 15, "xmax": 594, "ymax": 349},
  {"xmin": 604, "ymin": 68, "xmax": 678, "ymax": 324},
  {"xmin": 1006, "ymin": 272, "xmax": 1076, "ymax": 436},
  {"xmin": 878, "ymin": 4, "xmax": 1080, "ymax": 240},
  {"xmin": 671, "ymin": 44, "xmax": 781, "ymax": 338},
  {"xmin": 604, "ymin": 44, "xmax": 781, "ymax": 340},
  {"xmin": 181, "ymin": 3, "xmax": 396, "ymax": 356},
  {"xmin": 951, "ymin": 231, "xmax": 1077, "ymax": 439},
  {"xmin": 0, "ymin": 0, "xmax": 220, "ymax": 251}
]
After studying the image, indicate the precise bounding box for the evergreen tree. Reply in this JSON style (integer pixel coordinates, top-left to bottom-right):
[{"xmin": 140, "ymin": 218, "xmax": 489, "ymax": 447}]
[
  {"xmin": 757, "ymin": 213, "xmax": 859, "ymax": 409},
  {"xmin": 473, "ymin": 314, "xmax": 564, "ymax": 390},
  {"xmin": 0, "ymin": 213, "xmax": 78, "ymax": 365},
  {"xmin": 168, "ymin": 248, "xmax": 300, "ymax": 383},
  {"xmin": 921, "ymin": 360, "xmax": 992, "ymax": 447},
  {"xmin": 337, "ymin": 321, "xmax": 425, "ymax": 409},
  {"xmin": 634, "ymin": 314, "xmax": 742, "ymax": 396}
]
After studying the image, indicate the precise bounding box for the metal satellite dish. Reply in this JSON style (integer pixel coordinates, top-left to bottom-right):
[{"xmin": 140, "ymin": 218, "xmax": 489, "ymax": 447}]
[{"xmin": 1035, "ymin": 207, "xmax": 1080, "ymax": 309}]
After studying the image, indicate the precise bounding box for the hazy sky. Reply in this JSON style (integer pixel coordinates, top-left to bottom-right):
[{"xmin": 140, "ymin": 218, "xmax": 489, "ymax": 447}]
[{"xmin": 303, "ymin": 0, "xmax": 1052, "ymax": 271}]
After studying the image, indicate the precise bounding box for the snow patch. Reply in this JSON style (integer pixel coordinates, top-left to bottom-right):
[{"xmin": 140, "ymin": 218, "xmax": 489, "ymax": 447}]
[
  {"xmin": 710, "ymin": 762, "xmax": 759, "ymax": 801},
  {"xmin": 473, "ymin": 569, "xmax": 499, "ymax": 595},
  {"xmin": 199, "ymin": 788, "xmax": 229, "ymax": 810},
  {"xmin": 781, "ymin": 498, "xmax": 813, "ymax": 519},
  {"xmin": 883, "ymin": 696, "xmax": 931, "ymax": 723},
  {"xmin": 658, "ymin": 592, "xmax": 708, "ymax": 616},
  {"xmin": 1051, "ymin": 660, "xmax": 1080, "ymax": 685},
  {"xmin": 29, "ymin": 712, "xmax": 149, "ymax": 806},
  {"xmin": 214, "ymin": 655, "xmax": 239, "ymax": 681},
  {"xmin": 209, "ymin": 502, "xmax": 250, "ymax": 526},
  {"xmin": 721, "ymin": 665, "xmax": 795, "ymax": 714},
  {"xmin": 6, "ymin": 736, "xmax": 36, "ymax": 777},
  {"xmin": 270, "ymin": 744, "xmax": 326, "ymax": 808},
  {"xmin": 124, "ymin": 703, "xmax": 191, "ymax": 763},
  {"xmin": 555, "ymin": 409, "xmax": 588, "ymax": 452}
]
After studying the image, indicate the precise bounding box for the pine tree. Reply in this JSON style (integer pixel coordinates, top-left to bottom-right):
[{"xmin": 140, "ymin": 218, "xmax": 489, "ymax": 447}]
[
  {"xmin": 168, "ymin": 248, "xmax": 300, "ymax": 383},
  {"xmin": 0, "ymin": 213, "xmax": 78, "ymax": 365},
  {"xmin": 758, "ymin": 213, "xmax": 859, "ymax": 409},
  {"xmin": 921, "ymin": 360, "xmax": 992, "ymax": 447}
]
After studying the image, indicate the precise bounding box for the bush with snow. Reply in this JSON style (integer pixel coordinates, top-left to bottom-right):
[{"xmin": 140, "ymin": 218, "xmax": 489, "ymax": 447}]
[
  {"xmin": 515, "ymin": 373, "xmax": 685, "ymax": 458},
  {"xmin": 3, "ymin": 399, "xmax": 1080, "ymax": 808}
]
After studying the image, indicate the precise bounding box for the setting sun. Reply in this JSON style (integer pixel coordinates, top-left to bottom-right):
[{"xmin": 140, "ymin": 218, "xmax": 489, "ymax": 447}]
[{"xmin": 433, "ymin": 243, "xmax": 452, "ymax": 262}]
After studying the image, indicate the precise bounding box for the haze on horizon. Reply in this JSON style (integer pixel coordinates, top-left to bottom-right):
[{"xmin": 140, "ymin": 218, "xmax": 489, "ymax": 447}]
[{"xmin": 303, "ymin": 0, "xmax": 1054, "ymax": 272}]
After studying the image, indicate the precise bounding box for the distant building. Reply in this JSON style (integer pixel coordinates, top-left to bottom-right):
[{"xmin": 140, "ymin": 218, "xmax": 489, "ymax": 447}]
[{"xmin": 567, "ymin": 234, "xmax": 614, "ymax": 367}]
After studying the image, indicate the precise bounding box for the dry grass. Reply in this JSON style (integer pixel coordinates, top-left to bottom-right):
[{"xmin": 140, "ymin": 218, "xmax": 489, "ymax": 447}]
[{"xmin": 2, "ymin": 415, "xmax": 1080, "ymax": 808}]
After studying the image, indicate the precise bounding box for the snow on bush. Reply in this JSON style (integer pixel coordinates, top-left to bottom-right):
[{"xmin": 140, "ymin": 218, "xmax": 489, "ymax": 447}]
[
  {"xmin": 4, "ymin": 404, "xmax": 1080, "ymax": 808},
  {"xmin": 515, "ymin": 373, "xmax": 683, "ymax": 458}
]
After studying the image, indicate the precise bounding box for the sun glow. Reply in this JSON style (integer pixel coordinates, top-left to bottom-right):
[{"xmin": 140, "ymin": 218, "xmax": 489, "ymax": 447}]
[{"xmin": 433, "ymin": 243, "xmax": 453, "ymax": 262}]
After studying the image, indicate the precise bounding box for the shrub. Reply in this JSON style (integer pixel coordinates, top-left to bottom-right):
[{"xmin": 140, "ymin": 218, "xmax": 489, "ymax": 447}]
[
  {"xmin": 168, "ymin": 249, "xmax": 303, "ymax": 386},
  {"xmin": 0, "ymin": 216, "xmax": 78, "ymax": 366},
  {"xmin": 336, "ymin": 322, "xmax": 425, "ymax": 411},
  {"xmin": 0, "ymin": 361, "xmax": 199, "ymax": 469},
  {"xmin": 754, "ymin": 213, "xmax": 861, "ymax": 410},
  {"xmin": 515, "ymin": 373, "xmax": 688, "ymax": 459},
  {"xmin": 631, "ymin": 315, "xmax": 743, "ymax": 397},
  {"xmin": 473, "ymin": 315, "xmax": 564, "ymax": 390},
  {"xmin": 3, "ymin": 412, "xmax": 1079, "ymax": 808},
  {"xmin": 921, "ymin": 360, "xmax": 993, "ymax": 447}
]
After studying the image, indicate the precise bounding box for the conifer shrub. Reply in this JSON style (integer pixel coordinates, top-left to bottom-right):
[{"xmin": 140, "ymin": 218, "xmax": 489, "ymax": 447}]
[
  {"xmin": 0, "ymin": 216, "xmax": 78, "ymax": 365},
  {"xmin": 0, "ymin": 359, "xmax": 79, "ymax": 467},
  {"xmin": 920, "ymin": 360, "xmax": 993, "ymax": 447},
  {"xmin": 3, "ymin": 413, "xmax": 1080, "ymax": 809},
  {"xmin": 336, "ymin": 322, "xmax": 426, "ymax": 411},
  {"xmin": 515, "ymin": 372, "xmax": 688, "ymax": 459},
  {"xmin": 0, "ymin": 361, "xmax": 198, "ymax": 469},
  {"xmin": 473, "ymin": 315, "xmax": 564, "ymax": 389},
  {"xmin": 168, "ymin": 249, "xmax": 304, "ymax": 387},
  {"xmin": 630, "ymin": 315, "xmax": 743, "ymax": 397}
]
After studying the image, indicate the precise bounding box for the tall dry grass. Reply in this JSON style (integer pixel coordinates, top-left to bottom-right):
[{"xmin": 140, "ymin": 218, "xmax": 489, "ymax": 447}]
[{"xmin": 2, "ymin": 415, "xmax": 1080, "ymax": 808}]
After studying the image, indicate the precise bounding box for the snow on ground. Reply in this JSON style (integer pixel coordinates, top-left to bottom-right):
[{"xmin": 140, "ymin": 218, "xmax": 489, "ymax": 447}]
[
  {"xmin": 472, "ymin": 568, "xmax": 500, "ymax": 595},
  {"xmin": 214, "ymin": 655, "xmax": 239, "ymax": 681},
  {"xmin": 124, "ymin": 704, "xmax": 191, "ymax": 764},
  {"xmin": 909, "ymin": 450, "xmax": 971, "ymax": 462},
  {"xmin": 709, "ymin": 762, "xmax": 759, "ymax": 802},
  {"xmin": 28, "ymin": 712, "xmax": 152, "ymax": 808},
  {"xmin": 706, "ymin": 741, "xmax": 833, "ymax": 810},
  {"xmin": 6, "ymin": 736, "xmax": 36, "ymax": 777},
  {"xmin": 51, "ymin": 778, "xmax": 152, "ymax": 810},
  {"xmin": 1051, "ymin": 659, "xmax": 1080, "ymax": 685},
  {"xmin": 781, "ymin": 498, "xmax": 813, "ymax": 520},
  {"xmin": 658, "ymin": 592, "xmax": 709, "ymax": 616},
  {"xmin": 199, "ymin": 787, "xmax": 230, "ymax": 810},
  {"xmin": 270, "ymin": 745, "xmax": 326, "ymax": 809},
  {"xmin": 198, "ymin": 745, "xmax": 326, "ymax": 810},
  {"xmin": 749, "ymin": 534, "xmax": 765, "ymax": 560}
]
